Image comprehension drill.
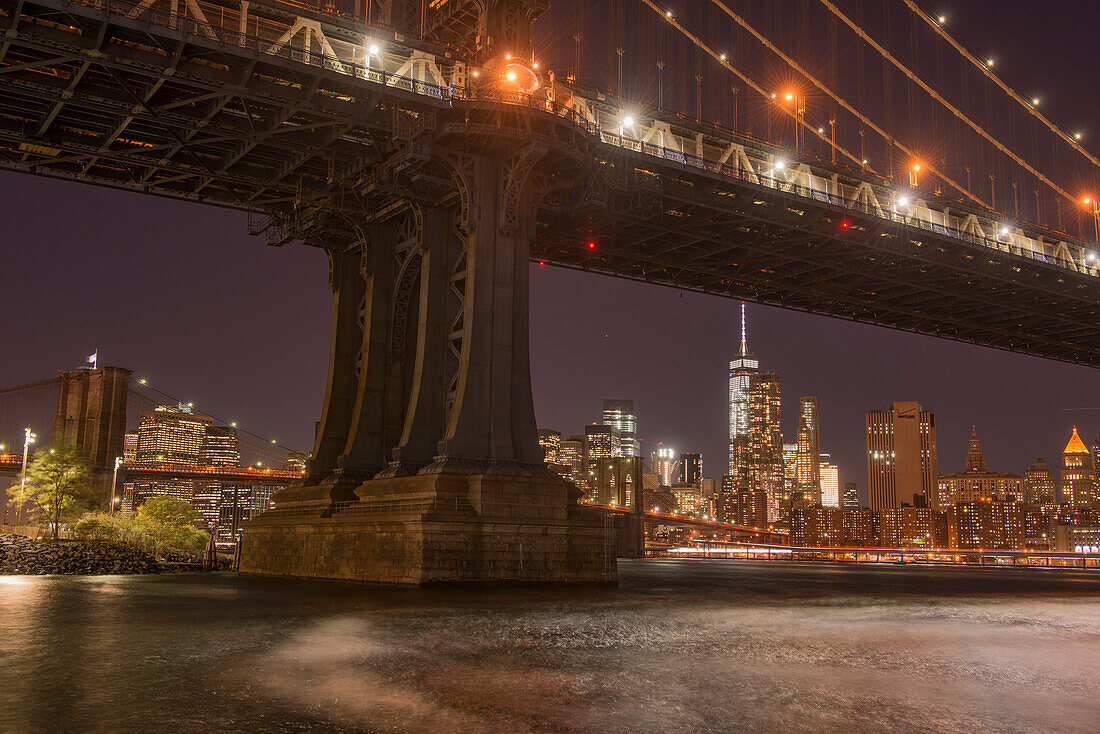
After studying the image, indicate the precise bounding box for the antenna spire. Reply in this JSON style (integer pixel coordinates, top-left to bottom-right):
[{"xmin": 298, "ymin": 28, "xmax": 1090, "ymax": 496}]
[{"xmin": 740, "ymin": 301, "xmax": 747, "ymax": 355}]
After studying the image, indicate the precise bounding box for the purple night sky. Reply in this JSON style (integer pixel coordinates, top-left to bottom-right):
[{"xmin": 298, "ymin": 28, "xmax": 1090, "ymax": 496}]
[{"xmin": 1, "ymin": 1, "xmax": 1098, "ymax": 500}]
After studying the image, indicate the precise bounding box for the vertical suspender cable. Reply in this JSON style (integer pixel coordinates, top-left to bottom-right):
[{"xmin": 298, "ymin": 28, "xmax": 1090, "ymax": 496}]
[{"xmin": 813, "ymin": 0, "xmax": 1081, "ymax": 213}]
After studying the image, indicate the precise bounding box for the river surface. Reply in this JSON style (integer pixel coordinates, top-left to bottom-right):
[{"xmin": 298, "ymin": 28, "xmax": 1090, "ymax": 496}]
[{"xmin": 1, "ymin": 560, "xmax": 1098, "ymax": 733}]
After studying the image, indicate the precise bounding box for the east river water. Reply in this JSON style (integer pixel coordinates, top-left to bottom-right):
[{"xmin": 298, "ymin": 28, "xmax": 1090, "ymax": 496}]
[{"xmin": 1, "ymin": 560, "xmax": 1097, "ymax": 733}]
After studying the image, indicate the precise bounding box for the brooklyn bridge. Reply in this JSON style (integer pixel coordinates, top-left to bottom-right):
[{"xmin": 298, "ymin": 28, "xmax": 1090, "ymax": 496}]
[{"xmin": 0, "ymin": 0, "xmax": 1096, "ymax": 583}]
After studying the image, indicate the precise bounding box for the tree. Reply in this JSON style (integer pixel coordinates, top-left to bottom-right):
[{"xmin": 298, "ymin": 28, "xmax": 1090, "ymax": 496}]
[
  {"xmin": 134, "ymin": 496, "xmax": 209, "ymax": 554},
  {"xmin": 11, "ymin": 447, "xmax": 93, "ymax": 539}
]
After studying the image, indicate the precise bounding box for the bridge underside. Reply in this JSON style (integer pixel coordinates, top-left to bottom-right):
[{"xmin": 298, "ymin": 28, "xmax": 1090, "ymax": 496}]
[
  {"xmin": 1, "ymin": 0, "xmax": 1098, "ymax": 583},
  {"xmin": 0, "ymin": 0, "xmax": 1096, "ymax": 368}
]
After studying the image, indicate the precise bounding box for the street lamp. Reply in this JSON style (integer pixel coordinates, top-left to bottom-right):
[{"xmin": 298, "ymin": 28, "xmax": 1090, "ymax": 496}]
[
  {"xmin": 780, "ymin": 91, "xmax": 806, "ymax": 152},
  {"xmin": 18, "ymin": 428, "xmax": 35, "ymax": 525},
  {"xmin": 110, "ymin": 456, "xmax": 123, "ymax": 517},
  {"xmin": 1082, "ymin": 197, "xmax": 1099, "ymax": 243}
]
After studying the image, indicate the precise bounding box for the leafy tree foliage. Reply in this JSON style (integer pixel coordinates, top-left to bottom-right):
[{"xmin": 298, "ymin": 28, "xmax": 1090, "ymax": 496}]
[
  {"xmin": 73, "ymin": 498, "xmax": 210, "ymax": 555},
  {"xmin": 11, "ymin": 447, "xmax": 93, "ymax": 539}
]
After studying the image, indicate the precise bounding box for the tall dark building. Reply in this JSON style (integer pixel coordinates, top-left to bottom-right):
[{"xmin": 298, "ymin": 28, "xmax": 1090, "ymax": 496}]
[
  {"xmin": 53, "ymin": 366, "xmax": 132, "ymax": 471},
  {"xmin": 679, "ymin": 452, "xmax": 702, "ymax": 485},
  {"xmin": 842, "ymin": 482, "xmax": 860, "ymax": 511},
  {"xmin": 866, "ymin": 401, "xmax": 938, "ymax": 510}
]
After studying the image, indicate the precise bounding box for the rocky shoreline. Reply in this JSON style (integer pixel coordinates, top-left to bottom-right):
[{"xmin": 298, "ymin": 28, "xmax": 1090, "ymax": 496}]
[{"xmin": 0, "ymin": 533, "xmax": 226, "ymax": 575}]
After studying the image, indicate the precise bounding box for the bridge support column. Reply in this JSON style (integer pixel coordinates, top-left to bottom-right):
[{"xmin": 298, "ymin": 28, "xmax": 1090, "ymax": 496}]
[{"xmin": 240, "ymin": 146, "xmax": 613, "ymax": 585}]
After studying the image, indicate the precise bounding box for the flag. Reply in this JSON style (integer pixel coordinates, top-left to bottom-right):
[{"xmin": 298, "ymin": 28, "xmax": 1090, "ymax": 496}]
[{"xmin": 87, "ymin": 351, "xmax": 97, "ymax": 368}]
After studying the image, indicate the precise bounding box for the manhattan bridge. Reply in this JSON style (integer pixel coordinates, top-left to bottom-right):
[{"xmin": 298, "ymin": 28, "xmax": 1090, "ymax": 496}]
[{"xmin": 0, "ymin": 0, "xmax": 1097, "ymax": 583}]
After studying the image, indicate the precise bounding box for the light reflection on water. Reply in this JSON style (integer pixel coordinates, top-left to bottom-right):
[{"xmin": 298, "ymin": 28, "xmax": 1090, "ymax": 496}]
[{"xmin": 1, "ymin": 559, "xmax": 1098, "ymax": 733}]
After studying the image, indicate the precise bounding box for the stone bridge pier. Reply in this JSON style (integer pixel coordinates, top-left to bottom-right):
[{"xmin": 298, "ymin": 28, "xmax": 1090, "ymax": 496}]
[{"xmin": 239, "ymin": 114, "xmax": 614, "ymax": 584}]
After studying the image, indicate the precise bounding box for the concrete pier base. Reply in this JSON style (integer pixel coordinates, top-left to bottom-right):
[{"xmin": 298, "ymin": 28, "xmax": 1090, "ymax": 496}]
[{"xmin": 238, "ymin": 474, "xmax": 616, "ymax": 585}]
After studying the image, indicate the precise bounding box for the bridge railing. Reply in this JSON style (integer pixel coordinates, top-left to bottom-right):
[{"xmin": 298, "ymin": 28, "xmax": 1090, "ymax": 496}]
[{"xmin": 59, "ymin": 0, "xmax": 1098, "ymax": 279}]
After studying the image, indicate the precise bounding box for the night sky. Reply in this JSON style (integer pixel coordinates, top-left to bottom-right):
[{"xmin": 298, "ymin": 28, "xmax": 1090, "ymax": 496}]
[{"xmin": 1, "ymin": 1, "xmax": 1098, "ymax": 500}]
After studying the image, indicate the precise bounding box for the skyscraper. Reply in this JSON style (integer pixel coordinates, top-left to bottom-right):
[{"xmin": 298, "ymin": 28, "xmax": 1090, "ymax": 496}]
[
  {"xmin": 866, "ymin": 401, "xmax": 938, "ymax": 510},
  {"xmin": 796, "ymin": 397, "xmax": 821, "ymax": 503},
  {"xmin": 729, "ymin": 302, "xmax": 759, "ymax": 474},
  {"xmin": 559, "ymin": 436, "xmax": 585, "ymax": 487},
  {"xmin": 199, "ymin": 426, "xmax": 241, "ymax": 467},
  {"xmin": 652, "ymin": 442, "xmax": 674, "ymax": 486},
  {"xmin": 283, "ymin": 452, "xmax": 308, "ymax": 474},
  {"xmin": 679, "ymin": 452, "xmax": 702, "ymax": 485},
  {"xmin": 135, "ymin": 404, "xmax": 212, "ymax": 465},
  {"xmin": 819, "ymin": 456, "xmax": 839, "ymax": 508},
  {"xmin": 538, "ymin": 429, "xmax": 562, "ymax": 465},
  {"xmin": 601, "ymin": 400, "xmax": 639, "ymax": 457},
  {"xmin": 749, "ymin": 373, "xmax": 783, "ymax": 522},
  {"xmin": 1023, "ymin": 458, "xmax": 1056, "ymax": 506},
  {"xmin": 1061, "ymin": 427, "xmax": 1096, "ymax": 507},
  {"xmin": 584, "ymin": 424, "xmax": 621, "ymax": 486},
  {"xmin": 842, "ymin": 482, "xmax": 860, "ymax": 511}
]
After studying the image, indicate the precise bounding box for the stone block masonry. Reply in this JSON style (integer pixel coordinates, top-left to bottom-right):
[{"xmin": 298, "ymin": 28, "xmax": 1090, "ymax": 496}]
[{"xmin": 239, "ymin": 473, "xmax": 616, "ymax": 585}]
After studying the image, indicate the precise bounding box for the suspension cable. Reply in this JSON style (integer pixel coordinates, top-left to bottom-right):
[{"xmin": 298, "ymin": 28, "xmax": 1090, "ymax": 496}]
[
  {"xmin": 639, "ymin": 0, "xmax": 864, "ymax": 173},
  {"xmin": 691, "ymin": 0, "xmax": 990, "ymax": 208},
  {"xmin": 815, "ymin": 0, "xmax": 1079, "ymax": 212},
  {"xmin": 901, "ymin": 0, "xmax": 1100, "ymax": 177},
  {"xmin": 129, "ymin": 383, "xmax": 303, "ymax": 454},
  {"xmin": 0, "ymin": 377, "xmax": 58, "ymax": 395}
]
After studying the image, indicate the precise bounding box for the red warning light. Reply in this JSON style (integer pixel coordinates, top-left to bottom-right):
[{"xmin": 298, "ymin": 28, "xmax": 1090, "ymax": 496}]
[
  {"xmin": 538, "ymin": 260, "xmax": 546, "ymax": 267},
  {"xmin": 587, "ymin": 241, "xmax": 596, "ymax": 250},
  {"xmin": 841, "ymin": 221, "xmax": 850, "ymax": 229}
]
